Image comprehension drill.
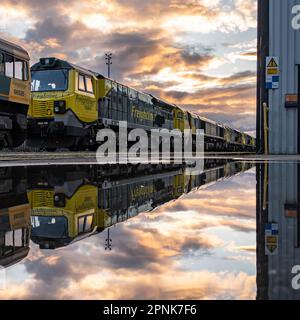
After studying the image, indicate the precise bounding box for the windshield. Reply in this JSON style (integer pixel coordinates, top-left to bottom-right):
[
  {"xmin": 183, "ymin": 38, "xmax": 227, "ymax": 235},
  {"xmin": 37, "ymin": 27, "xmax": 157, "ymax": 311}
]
[
  {"xmin": 31, "ymin": 69, "xmax": 68, "ymax": 92},
  {"xmin": 31, "ymin": 216, "xmax": 68, "ymax": 238}
]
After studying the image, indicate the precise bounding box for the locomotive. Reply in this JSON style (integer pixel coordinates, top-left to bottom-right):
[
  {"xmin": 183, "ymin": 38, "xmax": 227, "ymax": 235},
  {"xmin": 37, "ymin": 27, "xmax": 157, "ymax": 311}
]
[
  {"xmin": 28, "ymin": 57, "xmax": 255, "ymax": 151},
  {"xmin": 0, "ymin": 38, "xmax": 30, "ymax": 149},
  {"xmin": 27, "ymin": 161, "xmax": 253, "ymax": 250}
]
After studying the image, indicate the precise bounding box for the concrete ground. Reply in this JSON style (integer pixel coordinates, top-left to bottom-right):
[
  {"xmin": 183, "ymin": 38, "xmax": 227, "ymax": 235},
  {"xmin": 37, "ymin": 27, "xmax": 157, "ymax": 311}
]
[{"xmin": 0, "ymin": 152, "xmax": 299, "ymax": 167}]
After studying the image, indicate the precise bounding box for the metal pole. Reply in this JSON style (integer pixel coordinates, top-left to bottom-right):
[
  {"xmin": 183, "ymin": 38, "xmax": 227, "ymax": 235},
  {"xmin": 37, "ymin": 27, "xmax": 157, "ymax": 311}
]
[
  {"xmin": 263, "ymin": 102, "xmax": 269, "ymax": 155},
  {"xmin": 257, "ymin": 0, "xmax": 270, "ymax": 154},
  {"xmin": 105, "ymin": 53, "xmax": 112, "ymax": 78},
  {"xmin": 105, "ymin": 228, "xmax": 112, "ymax": 251}
]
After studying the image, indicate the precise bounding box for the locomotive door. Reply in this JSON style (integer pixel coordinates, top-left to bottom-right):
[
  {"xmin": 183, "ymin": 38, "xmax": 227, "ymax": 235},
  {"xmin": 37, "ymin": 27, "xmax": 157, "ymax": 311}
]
[{"xmin": 0, "ymin": 52, "xmax": 10, "ymax": 102}]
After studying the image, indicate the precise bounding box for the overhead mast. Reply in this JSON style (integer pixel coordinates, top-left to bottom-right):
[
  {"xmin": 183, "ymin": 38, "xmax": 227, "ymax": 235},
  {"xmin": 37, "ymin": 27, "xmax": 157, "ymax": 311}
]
[{"xmin": 105, "ymin": 53, "xmax": 112, "ymax": 78}]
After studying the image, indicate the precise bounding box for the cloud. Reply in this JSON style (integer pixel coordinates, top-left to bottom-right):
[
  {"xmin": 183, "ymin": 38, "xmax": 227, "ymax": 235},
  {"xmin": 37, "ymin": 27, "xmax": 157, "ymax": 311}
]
[
  {"xmin": 180, "ymin": 235, "xmax": 217, "ymax": 254},
  {"xmin": 0, "ymin": 166, "xmax": 256, "ymax": 300},
  {"xmin": 220, "ymin": 70, "xmax": 256, "ymax": 85},
  {"xmin": 0, "ymin": 0, "xmax": 257, "ymax": 133}
]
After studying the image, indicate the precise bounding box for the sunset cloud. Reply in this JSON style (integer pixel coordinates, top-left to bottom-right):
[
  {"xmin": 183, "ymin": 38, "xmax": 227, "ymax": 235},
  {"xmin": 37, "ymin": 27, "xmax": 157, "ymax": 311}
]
[
  {"xmin": 0, "ymin": 167, "xmax": 256, "ymax": 300},
  {"xmin": 0, "ymin": 0, "xmax": 257, "ymax": 132}
]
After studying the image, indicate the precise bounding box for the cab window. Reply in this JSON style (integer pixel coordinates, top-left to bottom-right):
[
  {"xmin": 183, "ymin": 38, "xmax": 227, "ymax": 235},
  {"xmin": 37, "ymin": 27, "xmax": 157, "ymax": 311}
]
[
  {"xmin": 5, "ymin": 54, "xmax": 14, "ymax": 78},
  {"xmin": 86, "ymin": 76, "xmax": 93, "ymax": 93},
  {"xmin": 23, "ymin": 61, "xmax": 29, "ymax": 81},
  {"xmin": 78, "ymin": 74, "xmax": 94, "ymax": 94},
  {"xmin": 14, "ymin": 58, "xmax": 23, "ymax": 80},
  {"xmin": 3, "ymin": 54, "xmax": 28, "ymax": 80},
  {"xmin": 78, "ymin": 215, "xmax": 93, "ymax": 234},
  {"xmin": 78, "ymin": 74, "xmax": 85, "ymax": 91},
  {"xmin": 177, "ymin": 112, "xmax": 183, "ymax": 120}
]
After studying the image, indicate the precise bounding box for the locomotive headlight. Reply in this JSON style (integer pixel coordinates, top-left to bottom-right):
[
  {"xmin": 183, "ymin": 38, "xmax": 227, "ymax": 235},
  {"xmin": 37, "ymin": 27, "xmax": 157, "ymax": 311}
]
[
  {"xmin": 54, "ymin": 100, "xmax": 66, "ymax": 114},
  {"xmin": 40, "ymin": 57, "xmax": 56, "ymax": 66},
  {"xmin": 54, "ymin": 193, "xmax": 66, "ymax": 207}
]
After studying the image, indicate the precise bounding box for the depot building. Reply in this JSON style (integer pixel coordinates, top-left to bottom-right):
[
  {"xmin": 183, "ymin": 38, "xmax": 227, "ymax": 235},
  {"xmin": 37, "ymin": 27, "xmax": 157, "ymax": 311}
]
[{"xmin": 257, "ymin": 0, "xmax": 300, "ymax": 154}]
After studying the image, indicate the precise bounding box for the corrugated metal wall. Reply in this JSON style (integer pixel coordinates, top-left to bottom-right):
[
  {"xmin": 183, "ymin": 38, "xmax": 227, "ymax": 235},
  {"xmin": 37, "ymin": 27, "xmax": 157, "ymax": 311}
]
[
  {"xmin": 268, "ymin": 163, "xmax": 300, "ymax": 299},
  {"xmin": 268, "ymin": 0, "xmax": 300, "ymax": 154}
]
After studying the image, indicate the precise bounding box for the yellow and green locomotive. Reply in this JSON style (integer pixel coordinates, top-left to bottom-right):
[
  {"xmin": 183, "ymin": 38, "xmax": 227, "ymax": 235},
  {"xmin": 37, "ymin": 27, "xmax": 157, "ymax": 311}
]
[
  {"xmin": 0, "ymin": 167, "xmax": 30, "ymax": 268},
  {"xmin": 0, "ymin": 38, "xmax": 30, "ymax": 149},
  {"xmin": 28, "ymin": 58, "xmax": 181, "ymax": 149},
  {"xmin": 27, "ymin": 160, "xmax": 253, "ymax": 250},
  {"xmin": 28, "ymin": 57, "xmax": 255, "ymax": 152}
]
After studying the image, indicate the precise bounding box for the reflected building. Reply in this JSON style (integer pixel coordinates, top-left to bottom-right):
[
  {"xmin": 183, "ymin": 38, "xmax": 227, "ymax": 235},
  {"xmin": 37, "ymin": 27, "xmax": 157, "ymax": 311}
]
[
  {"xmin": 27, "ymin": 161, "xmax": 252, "ymax": 250},
  {"xmin": 0, "ymin": 167, "xmax": 30, "ymax": 268},
  {"xmin": 257, "ymin": 162, "xmax": 300, "ymax": 300}
]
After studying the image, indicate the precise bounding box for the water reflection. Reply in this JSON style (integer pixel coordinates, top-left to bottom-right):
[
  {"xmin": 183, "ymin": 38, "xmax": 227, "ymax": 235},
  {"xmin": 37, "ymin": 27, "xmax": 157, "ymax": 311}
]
[
  {"xmin": 0, "ymin": 168, "xmax": 30, "ymax": 268},
  {"xmin": 4, "ymin": 160, "xmax": 297, "ymax": 299},
  {"xmin": 7, "ymin": 161, "xmax": 251, "ymax": 254},
  {"xmin": 256, "ymin": 163, "xmax": 300, "ymax": 300}
]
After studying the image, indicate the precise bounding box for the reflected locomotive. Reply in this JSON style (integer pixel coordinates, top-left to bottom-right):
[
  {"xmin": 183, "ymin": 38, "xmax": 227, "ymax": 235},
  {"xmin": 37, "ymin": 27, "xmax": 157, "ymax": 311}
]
[
  {"xmin": 27, "ymin": 161, "xmax": 253, "ymax": 250},
  {"xmin": 0, "ymin": 160, "xmax": 254, "ymax": 266},
  {"xmin": 0, "ymin": 167, "xmax": 30, "ymax": 268}
]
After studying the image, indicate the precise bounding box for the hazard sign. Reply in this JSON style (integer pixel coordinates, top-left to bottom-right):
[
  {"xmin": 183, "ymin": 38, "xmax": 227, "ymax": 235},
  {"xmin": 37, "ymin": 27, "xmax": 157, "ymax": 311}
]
[
  {"xmin": 265, "ymin": 223, "xmax": 279, "ymax": 255},
  {"xmin": 267, "ymin": 68, "xmax": 279, "ymax": 75},
  {"xmin": 266, "ymin": 57, "xmax": 280, "ymax": 89},
  {"xmin": 267, "ymin": 58, "xmax": 278, "ymax": 68}
]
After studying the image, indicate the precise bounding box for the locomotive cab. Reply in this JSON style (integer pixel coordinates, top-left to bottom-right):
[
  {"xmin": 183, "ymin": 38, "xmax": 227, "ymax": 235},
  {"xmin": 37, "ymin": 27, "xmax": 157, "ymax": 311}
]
[
  {"xmin": 28, "ymin": 181, "xmax": 106, "ymax": 249},
  {"xmin": 0, "ymin": 204, "xmax": 31, "ymax": 268},
  {"xmin": 28, "ymin": 58, "xmax": 98, "ymax": 149},
  {"xmin": 0, "ymin": 38, "xmax": 30, "ymax": 149}
]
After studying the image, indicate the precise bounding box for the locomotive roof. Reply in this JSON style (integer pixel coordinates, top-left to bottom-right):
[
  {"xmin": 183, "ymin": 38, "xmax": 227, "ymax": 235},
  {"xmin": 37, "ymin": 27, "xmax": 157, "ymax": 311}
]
[
  {"xmin": 0, "ymin": 38, "xmax": 30, "ymax": 61},
  {"xmin": 31, "ymin": 57, "xmax": 98, "ymax": 77}
]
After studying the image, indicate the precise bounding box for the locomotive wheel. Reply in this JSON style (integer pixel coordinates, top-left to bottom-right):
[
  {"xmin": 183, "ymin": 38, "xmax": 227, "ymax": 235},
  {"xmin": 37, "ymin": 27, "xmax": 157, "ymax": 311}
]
[
  {"xmin": 0, "ymin": 131, "xmax": 12, "ymax": 149},
  {"xmin": 12, "ymin": 131, "xmax": 27, "ymax": 148},
  {"xmin": 0, "ymin": 133, "xmax": 6, "ymax": 150},
  {"xmin": 43, "ymin": 136, "xmax": 79, "ymax": 151},
  {"xmin": 69, "ymin": 137, "xmax": 81, "ymax": 151}
]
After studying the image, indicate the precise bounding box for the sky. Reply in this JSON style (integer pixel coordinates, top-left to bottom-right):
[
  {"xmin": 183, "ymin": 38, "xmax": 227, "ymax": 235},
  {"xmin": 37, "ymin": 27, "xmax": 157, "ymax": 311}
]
[
  {"xmin": 0, "ymin": 167, "xmax": 256, "ymax": 300},
  {"xmin": 0, "ymin": 0, "xmax": 257, "ymax": 135}
]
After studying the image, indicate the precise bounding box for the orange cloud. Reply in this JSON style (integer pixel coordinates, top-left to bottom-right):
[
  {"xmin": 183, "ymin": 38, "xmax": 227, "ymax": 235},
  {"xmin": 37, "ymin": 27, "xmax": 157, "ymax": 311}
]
[
  {"xmin": 0, "ymin": 168, "xmax": 256, "ymax": 300},
  {"xmin": 1, "ymin": 0, "xmax": 257, "ymax": 133}
]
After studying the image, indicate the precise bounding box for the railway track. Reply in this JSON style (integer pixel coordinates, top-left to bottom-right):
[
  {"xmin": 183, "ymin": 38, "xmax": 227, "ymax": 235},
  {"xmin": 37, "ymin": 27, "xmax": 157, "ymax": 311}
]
[
  {"xmin": 0, "ymin": 151, "xmax": 256, "ymax": 163},
  {"xmin": 3, "ymin": 153, "xmax": 299, "ymax": 169}
]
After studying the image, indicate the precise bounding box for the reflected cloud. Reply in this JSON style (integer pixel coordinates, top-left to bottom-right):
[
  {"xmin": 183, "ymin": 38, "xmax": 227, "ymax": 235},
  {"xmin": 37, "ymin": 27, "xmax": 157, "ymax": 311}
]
[{"xmin": 0, "ymin": 165, "xmax": 256, "ymax": 300}]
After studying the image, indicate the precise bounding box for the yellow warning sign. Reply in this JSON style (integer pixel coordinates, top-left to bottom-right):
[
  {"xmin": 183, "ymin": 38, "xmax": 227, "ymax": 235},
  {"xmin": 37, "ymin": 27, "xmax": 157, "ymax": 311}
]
[
  {"xmin": 265, "ymin": 222, "xmax": 279, "ymax": 255},
  {"xmin": 267, "ymin": 68, "xmax": 279, "ymax": 75},
  {"xmin": 267, "ymin": 58, "xmax": 278, "ymax": 68},
  {"xmin": 266, "ymin": 236, "xmax": 277, "ymax": 245},
  {"xmin": 266, "ymin": 57, "xmax": 280, "ymax": 89},
  {"xmin": 267, "ymin": 244, "xmax": 278, "ymax": 253},
  {"xmin": 265, "ymin": 235, "xmax": 278, "ymax": 255}
]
